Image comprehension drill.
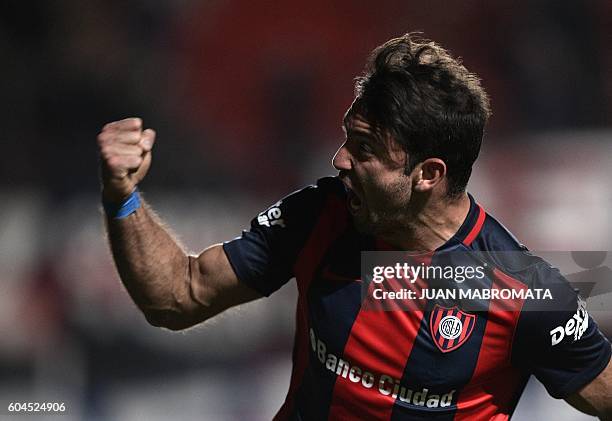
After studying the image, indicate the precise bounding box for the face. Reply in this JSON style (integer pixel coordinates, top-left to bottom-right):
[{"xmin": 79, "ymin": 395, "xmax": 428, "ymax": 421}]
[{"xmin": 333, "ymin": 111, "xmax": 415, "ymax": 236}]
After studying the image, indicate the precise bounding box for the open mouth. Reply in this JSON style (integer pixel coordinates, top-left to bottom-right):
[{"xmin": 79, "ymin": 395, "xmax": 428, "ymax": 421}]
[{"xmin": 347, "ymin": 188, "xmax": 363, "ymax": 214}]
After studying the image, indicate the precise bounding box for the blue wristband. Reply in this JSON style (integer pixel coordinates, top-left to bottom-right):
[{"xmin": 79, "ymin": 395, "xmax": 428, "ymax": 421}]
[{"xmin": 103, "ymin": 189, "xmax": 141, "ymax": 219}]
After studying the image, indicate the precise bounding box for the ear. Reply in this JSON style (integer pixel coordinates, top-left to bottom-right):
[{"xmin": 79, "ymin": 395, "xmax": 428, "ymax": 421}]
[{"xmin": 412, "ymin": 158, "xmax": 447, "ymax": 193}]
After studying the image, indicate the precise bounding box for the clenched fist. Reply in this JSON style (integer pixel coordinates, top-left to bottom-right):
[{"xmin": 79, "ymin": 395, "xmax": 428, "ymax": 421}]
[{"xmin": 98, "ymin": 118, "xmax": 156, "ymax": 203}]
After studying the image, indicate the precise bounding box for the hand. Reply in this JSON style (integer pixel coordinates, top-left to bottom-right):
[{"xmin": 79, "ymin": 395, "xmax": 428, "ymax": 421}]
[{"xmin": 98, "ymin": 118, "xmax": 155, "ymax": 203}]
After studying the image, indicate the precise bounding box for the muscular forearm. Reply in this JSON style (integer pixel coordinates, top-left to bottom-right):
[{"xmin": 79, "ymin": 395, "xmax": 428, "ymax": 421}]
[
  {"xmin": 104, "ymin": 198, "xmax": 199, "ymax": 328},
  {"xmin": 97, "ymin": 118, "xmax": 255, "ymax": 330}
]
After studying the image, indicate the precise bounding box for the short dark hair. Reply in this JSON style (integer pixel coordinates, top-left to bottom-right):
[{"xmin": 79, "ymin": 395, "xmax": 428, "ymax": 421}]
[{"xmin": 352, "ymin": 33, "xmax": 491, "ymax": 197}]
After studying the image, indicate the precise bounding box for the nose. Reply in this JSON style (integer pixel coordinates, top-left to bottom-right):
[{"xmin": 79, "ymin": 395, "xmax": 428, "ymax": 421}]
[{"xmin": 332, "ymin": 142, "xmax": 352, "ymax": 171}]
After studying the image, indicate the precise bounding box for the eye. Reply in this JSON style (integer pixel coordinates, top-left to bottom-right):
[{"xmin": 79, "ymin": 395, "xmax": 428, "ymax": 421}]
[{"xmin": 359, "ymin": 142, "xmax": 374, "ymax": 154}]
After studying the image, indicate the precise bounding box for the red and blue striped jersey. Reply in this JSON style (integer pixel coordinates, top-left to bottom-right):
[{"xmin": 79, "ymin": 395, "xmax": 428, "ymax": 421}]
[{"xmin": 223, "ymin": 177, "xmax": 611, "ymax": 420}]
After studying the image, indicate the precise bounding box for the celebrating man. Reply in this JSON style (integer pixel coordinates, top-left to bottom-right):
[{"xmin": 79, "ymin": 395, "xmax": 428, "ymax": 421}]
[{"xmin": 98, "ymin": 34, "xmax": 612, "ymax": 420}]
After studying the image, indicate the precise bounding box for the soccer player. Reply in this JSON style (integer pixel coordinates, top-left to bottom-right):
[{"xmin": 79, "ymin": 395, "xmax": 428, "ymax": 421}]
[{"xmin": 98, "ymin": 34, "xmax": 612, "ymax": 420}]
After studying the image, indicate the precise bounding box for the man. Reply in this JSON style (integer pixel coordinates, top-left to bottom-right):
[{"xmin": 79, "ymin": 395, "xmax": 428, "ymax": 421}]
[{"xmin": 98, "ymin": 34, "xmax": 611, "ymax": 420}]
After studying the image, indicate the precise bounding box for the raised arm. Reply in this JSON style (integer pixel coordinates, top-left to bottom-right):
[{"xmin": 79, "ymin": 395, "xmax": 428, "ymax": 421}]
[{"xmin": 98, "ymin": 118, "xmax": 261, "ymax": 330}]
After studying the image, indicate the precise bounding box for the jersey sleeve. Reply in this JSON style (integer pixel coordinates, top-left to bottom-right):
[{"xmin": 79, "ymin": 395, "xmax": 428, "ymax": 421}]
[
  {"xmin": 222, "ymin": 177, "xmax": 342, "ymax": 297},
  {"xmin": 511, "ymin": 262, "xmax": 612, "ymax": 399}
]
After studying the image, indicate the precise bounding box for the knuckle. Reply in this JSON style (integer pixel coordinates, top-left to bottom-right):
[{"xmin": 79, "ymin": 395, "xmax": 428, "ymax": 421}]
[
  {"xmin": 100, "ymin": 146, "xmax": 112, "ymax": 159},
  {"xmin": 107, "ymin": 156, "xmax": 121, "ymax": 168},
  {"xmin": 124, "ymin": 117, "xmax": 142, "ymax": 129},
  {"xmin": 103, "ymin": 120, "xmax": 121, "ymax": 131},
  {"xmin": 97, "ymin": 132, "xmax": 111, "ymax": 145}
]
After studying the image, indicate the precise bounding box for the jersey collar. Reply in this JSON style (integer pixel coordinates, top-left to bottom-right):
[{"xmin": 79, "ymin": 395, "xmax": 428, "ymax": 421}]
[{"xmin": 439, "ymin": 193, "xmax": 486, "ymax": 250}]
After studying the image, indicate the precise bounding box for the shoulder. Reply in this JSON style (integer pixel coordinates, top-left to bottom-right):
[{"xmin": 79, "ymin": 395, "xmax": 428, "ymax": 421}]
[
  {"xmin": 278, "ymin": 176, "xmax": 346, "ymax": 208},
  {"xmin": 465, "ymin": 206, "xmax": 579, "ymax": 313},
  {"xmin": 222, "ymin": 176, "xmax": 349, "ymax": 297},
  {"xmin": 259, "ymin": 176, "xmax": 346, "ymax": 228},
  {"xmin": 470, "ymin": 210, "xmax": 526, "ymax": 254},
  {"xmin": 316, "ymin": 175, "xmax": 346, "ymax": 194},
  {"xmin": 464, "ymin": 198, "xmax": 611, "ymax": 398},
  {"xmin": 252, "ymin": 176, "xmax": 345, "ymax": 222},
  {"xmin": 468, "ymin": 209, "xmax": 549, "ymax": 286}
]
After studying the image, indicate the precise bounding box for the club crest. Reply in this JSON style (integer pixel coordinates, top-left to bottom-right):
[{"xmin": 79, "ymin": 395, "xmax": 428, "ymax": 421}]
[{"xmin": 430, "ymin": 305, "xmax": 476, "ymax": 353}]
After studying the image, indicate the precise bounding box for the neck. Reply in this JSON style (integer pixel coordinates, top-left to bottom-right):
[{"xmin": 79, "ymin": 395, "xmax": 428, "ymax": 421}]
[{"xmin": 381, "ymin": 192, "xmax": 471, "ymax": 251}]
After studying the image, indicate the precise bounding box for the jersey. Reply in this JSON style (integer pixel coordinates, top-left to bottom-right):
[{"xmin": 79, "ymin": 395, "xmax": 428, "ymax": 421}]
[{"xmin": 223, "ymin": 177, "xmax": 611, "ymax": 421}]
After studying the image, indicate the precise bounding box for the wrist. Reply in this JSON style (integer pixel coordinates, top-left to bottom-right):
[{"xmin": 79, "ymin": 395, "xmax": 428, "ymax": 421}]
[{"xmin": 103, "ymin": 188, "xmax": 141, "ymax": 219}]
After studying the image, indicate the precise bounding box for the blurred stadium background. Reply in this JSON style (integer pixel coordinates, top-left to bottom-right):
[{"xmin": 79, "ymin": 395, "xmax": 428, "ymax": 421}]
[{"xmin": 1, "ymin": 1, "xmax": 611, "ymax": 420}]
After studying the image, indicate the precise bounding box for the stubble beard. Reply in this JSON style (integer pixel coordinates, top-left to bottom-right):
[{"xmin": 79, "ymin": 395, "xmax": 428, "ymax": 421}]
[{"xmin": 352, "ymin": 176, "xmax": 412, "ymax": 237}]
